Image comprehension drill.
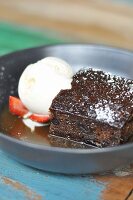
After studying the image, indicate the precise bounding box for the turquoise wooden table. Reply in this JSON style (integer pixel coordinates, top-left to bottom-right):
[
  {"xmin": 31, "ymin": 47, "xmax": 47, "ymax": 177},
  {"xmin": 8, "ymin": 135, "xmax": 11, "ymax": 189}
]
[{"xmin": 0, "ymin": 23, "xmax": 133, "ymax": 200}]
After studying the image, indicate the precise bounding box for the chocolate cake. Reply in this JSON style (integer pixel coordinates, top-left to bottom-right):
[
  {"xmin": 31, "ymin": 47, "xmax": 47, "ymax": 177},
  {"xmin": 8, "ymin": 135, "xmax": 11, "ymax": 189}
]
[{"xmin": 49, "ymin": 69, "xmax": 133, "ymax": 148}]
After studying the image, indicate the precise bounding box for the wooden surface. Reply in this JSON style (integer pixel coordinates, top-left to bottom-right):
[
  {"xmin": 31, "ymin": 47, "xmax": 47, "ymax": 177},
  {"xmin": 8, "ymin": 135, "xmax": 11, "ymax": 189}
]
[
  {"xmin": 1, "ymin": 149, "xmax": 133, "ymax": 200},
  {"xmin": 0, "ymin": 0, "xmax": 133, "ymax": 50},
  {"xmin": 0, "ymin": 23, "xmax": 64, "ymax": 56},
  {"xmin": 0, "ymin": 1, "xmax": 133, "ymax": 199}
]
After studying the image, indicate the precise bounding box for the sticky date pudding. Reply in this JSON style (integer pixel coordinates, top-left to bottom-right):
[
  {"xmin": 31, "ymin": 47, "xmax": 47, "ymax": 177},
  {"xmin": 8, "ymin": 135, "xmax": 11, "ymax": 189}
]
[{"xmin": 49, "ymin": 69, "xmax": 133, "ymax": 148}]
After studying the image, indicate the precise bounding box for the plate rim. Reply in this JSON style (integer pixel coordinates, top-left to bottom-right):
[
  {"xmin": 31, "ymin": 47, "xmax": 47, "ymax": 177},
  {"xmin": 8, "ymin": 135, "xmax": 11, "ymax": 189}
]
[{"xmin": 0, "ymin": 43, "xmax": 133, "ymax": 60}]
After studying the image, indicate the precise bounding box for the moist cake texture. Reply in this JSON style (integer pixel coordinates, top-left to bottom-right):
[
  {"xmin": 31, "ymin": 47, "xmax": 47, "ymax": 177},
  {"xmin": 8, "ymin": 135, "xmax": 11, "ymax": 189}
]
[{"xmin": 49, "ymin": 69, "xmax": 133, "ymax": 147}]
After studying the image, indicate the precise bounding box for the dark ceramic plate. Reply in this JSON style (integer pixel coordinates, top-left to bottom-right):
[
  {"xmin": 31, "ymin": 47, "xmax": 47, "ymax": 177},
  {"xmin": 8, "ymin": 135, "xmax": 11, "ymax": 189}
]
[{"xmin": 0, "ymin": 44, "xmax": 133, "ymax": 174}]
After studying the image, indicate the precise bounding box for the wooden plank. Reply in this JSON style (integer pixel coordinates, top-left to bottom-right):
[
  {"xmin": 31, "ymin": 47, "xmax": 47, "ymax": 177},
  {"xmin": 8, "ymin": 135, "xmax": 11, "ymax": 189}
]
[
  {"xmin": 0, "ymin": 175, "xmax": 42, "ymax": 200},
  {"xmin": 96, "ymin": 175, "xmax": 133, "ymax": 200},
  {"xmin": 1, "ymin": 149, "xmax": 133, "ymax": 200},
  {"xmin": 0, "ymin": 0, "xmax": 132, "ymax": 49},
  {"xmin": 0, "ymin": 23, "xmax": 63, "ymax": 55},
  {"xmin": 0, "ymin": 150, "xmax": 105, "ymax": 200},
  {"xmin": 128, "ymin": 193, "xmax": 133, "ymax": 200}
]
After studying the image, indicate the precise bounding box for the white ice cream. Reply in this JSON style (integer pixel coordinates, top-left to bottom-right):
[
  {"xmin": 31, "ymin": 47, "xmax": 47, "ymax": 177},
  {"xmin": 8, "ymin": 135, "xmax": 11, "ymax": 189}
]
[{"xmin": 18, "ymin": 57, "xmax": 73, "ymax": 115}]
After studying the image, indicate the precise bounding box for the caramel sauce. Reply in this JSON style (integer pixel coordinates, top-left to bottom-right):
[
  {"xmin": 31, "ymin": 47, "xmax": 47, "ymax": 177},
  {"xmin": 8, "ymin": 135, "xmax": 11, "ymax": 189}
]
[
  {"xmin": 0, "ymin": 106, "xmax": 51, "ymax": 146},
  {"xmin": 0, "ymin": 106, "xmax": 90, "ymax": 149}
]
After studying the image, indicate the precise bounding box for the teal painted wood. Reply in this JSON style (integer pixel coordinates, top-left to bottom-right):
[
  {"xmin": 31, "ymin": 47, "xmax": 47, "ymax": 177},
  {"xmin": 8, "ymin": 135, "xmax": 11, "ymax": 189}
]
[
  {"xmin": 0, "ymin": 150, "xmax": 105, "ymax": 200},
  {"xmin": 0, "ymin": 22, "xmax": 67, "ymax": 56}
]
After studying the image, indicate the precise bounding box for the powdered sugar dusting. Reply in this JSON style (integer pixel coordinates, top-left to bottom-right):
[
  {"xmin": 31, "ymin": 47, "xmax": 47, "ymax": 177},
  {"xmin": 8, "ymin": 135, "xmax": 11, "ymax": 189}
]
[
  {"xmin": 95, "ymin": 104, "xmax": 114, "ymax": 124},
  {"xmin": 52, "ymin": 68, "xmax": 133, "ymax": 129}
]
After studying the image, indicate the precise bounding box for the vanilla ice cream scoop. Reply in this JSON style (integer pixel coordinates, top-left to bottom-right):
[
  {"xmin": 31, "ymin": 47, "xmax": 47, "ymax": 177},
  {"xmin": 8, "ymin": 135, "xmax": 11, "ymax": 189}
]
[
  {"xmin": 18, "ymin": 57, "xmax": 73, "ymax": 115},
  {"xmin": 40, "ymin": 57, "xmax": 73, "ymax": 78}
]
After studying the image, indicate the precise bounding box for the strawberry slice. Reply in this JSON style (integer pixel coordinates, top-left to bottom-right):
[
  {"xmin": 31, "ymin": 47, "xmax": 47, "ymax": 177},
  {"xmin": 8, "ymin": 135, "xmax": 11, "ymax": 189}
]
[
  {"xmin": 9, "ymin": 96, "xmax": 28, "ymax": 117},
  {"xmin": 30, "ymin": 114, "xmax": 50, "ymax": 123},
  {"xmin": 9, "ymin": 96, "xmax": 50, "ymax": 123}
]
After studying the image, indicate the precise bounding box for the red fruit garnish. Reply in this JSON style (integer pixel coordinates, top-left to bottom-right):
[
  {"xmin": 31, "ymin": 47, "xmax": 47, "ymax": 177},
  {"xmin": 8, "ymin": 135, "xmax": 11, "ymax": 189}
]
[
  {"xmin": 9, "ymin": 96, "xmax": 28, "ymax": 117},
  {"xmin": 30, "ymin": 114, "xmax": 50, "ymax": 123},
  {"xmin": 9, "ymin": 96, "xmax": 50, "ymax": 123}
]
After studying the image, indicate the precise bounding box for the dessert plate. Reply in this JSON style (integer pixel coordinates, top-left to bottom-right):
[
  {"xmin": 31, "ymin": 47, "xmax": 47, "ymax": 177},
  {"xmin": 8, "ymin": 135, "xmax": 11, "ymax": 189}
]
[{"xmin": 0, "ymin": 44, "xmax": 133, "ymax": 174}]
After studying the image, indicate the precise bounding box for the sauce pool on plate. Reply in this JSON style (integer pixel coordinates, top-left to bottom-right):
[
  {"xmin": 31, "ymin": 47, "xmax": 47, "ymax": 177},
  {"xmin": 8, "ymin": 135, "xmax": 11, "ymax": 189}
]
[
  {"xmin": 0, "ymin": 106, "xmax": 90, "ymax": 149},
  {"xmin": 0, "ymin": 106, "xmax": 50, "ymax": 146}
]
